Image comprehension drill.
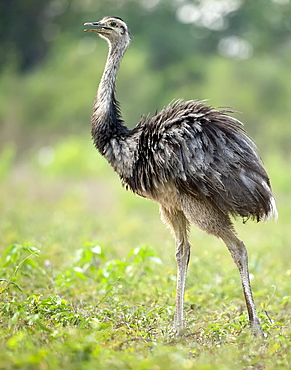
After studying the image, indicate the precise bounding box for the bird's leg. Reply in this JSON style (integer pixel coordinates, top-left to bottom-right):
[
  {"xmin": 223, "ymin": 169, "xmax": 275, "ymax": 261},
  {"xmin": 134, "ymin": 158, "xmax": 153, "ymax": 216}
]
[
  {"xmin": 174, "ymin": 235, "xmax": 191, "ymax": 335},
  {"xmin": 160, "ymin": 206, "xmax": 191, "ymax": 335},
  {"xmin": 221, "ymin": 231, "xmax": 263, "ymax": 337}
]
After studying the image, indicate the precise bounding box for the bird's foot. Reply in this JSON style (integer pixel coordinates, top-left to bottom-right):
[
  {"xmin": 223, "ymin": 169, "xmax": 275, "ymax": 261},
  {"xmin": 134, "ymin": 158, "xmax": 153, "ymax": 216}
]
[
  {"xmin": 172, "ymin": 321, "xmax": 186, "ymax": 337},
  {"xmin": 250, "ymin": 321, "xmax": 265, "ymax": 338}
]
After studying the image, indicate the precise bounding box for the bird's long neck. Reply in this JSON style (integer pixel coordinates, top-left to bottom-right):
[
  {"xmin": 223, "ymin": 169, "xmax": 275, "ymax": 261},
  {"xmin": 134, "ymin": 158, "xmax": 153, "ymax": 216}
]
[{"xmin": 91, "ymin": 40, "xmax": 128, "ymax": 156}]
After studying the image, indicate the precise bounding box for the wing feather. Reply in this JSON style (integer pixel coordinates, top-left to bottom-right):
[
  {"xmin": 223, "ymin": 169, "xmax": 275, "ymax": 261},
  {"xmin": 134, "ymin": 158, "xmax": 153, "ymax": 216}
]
[{"xmin": 126, "ymin": 100, "xmax": 275, "ymax": 221}]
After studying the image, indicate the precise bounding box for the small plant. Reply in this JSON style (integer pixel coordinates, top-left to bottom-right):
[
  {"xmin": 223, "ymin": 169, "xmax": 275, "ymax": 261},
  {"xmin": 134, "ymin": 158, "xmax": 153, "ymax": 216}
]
[{"xmin": 0, "ymin": 244, "xmax": 41, "ymax": 294}]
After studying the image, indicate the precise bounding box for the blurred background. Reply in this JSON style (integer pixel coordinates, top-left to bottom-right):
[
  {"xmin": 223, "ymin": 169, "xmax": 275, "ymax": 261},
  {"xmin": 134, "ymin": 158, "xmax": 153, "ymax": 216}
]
[
  {"xmin": 1, "ymin": 0, "xmax": 291, "ymax": 152},
  {"xmin": 0, "ymin": 0, "xmax": 290, "ymax": 262}
]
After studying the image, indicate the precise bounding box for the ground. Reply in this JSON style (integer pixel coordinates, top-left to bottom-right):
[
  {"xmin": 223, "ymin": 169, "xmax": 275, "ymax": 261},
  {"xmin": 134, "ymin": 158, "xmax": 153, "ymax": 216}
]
[{"xmin": 0, "ymin": 138, "xmax": 290, "ymax": 369}]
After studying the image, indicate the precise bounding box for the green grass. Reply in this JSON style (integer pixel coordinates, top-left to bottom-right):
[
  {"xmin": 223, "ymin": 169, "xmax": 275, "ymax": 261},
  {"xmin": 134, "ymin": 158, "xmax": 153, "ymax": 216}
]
[{"xmin": 0, "ymin": 138, "xmax": 290, "ymax": 369}]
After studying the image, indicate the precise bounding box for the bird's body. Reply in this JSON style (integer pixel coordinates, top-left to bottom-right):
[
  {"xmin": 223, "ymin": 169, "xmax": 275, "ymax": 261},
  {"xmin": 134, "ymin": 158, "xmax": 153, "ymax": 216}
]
[
  {"xmin": 99, "ymin": 99, "xmax": 274, "ymax": 222},
  {"xmin": 84, "ymin": 17, "xmax": 277, "ymax": 336}
]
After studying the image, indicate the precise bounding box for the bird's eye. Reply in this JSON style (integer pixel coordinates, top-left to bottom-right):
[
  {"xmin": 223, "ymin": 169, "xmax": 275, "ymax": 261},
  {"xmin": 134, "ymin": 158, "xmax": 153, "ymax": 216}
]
[{"xmin": 110, "ymin": 21, "xmax": 117, "ymax": 27}]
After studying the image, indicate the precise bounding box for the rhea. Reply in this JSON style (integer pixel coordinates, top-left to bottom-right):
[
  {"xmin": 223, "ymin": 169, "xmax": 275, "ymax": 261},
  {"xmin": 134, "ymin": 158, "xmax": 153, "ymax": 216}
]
[{"xmin": 84, "ymin": 17, "xmax": 277, "ymax": 336}]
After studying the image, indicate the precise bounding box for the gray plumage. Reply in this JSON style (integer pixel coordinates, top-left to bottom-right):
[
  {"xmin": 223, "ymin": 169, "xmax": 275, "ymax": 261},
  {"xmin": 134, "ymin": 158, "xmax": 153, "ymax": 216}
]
[{"xmin": 84, "ymin": 17, "xmax": 277, "ymax": 336}]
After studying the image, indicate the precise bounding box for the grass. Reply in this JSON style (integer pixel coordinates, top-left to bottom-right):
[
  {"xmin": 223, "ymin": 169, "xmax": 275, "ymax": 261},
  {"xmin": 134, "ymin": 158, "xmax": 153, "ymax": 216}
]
[{"xmin": 0, "ymin": 138, "xmax": 290, "ymax": 369}]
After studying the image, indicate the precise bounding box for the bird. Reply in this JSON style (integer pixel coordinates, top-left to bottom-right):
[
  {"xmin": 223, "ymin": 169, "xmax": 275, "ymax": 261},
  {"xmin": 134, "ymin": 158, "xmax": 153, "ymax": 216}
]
[{"xmin": 84, "ymin": 16, "xmax": 277, "ymax": 336}]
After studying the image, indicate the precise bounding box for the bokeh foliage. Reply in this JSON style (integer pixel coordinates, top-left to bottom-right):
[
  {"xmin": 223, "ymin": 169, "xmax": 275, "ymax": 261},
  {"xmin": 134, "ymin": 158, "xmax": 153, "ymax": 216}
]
[{"xmin": 0, "ymin": 0, "xmax": 291, "ymax": 155}]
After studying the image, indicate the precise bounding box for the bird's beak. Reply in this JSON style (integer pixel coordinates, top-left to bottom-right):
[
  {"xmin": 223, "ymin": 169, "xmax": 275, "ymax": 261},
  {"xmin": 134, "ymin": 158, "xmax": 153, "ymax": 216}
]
[{"xmin": 84, "ymin": 22, "xmax": 110, "ymax": 33}]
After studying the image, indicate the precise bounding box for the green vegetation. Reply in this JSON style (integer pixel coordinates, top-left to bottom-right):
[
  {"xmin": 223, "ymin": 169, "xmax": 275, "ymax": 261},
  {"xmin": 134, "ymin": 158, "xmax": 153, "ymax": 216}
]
[
  {"xmin": 1, "ymin": 0, "xmax": 291, "ymax": 154},
  {"xmin": 1, "ymin": 0, "xmax": 290, "ymax": 368},
  {"xmin": 0, "ymin": 139, "xmax": 290, "ymax": 369}
]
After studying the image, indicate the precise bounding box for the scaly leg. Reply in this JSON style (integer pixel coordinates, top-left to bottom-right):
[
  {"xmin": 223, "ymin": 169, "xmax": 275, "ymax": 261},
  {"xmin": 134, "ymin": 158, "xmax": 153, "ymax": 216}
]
[
  {"xmin": 160, "ymin": 206, "xmax": 191, "ymax": 335},
  {"xmin": 221, "ymin": 231, "xmax": 263, "ymax": 336}
]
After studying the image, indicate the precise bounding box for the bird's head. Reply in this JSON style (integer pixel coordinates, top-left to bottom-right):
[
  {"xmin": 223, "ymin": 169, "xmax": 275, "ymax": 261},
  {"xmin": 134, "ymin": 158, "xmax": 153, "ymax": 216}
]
[{"xmin": 84, "ymin": 16, "xmax": 131, "ymax": 47}]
